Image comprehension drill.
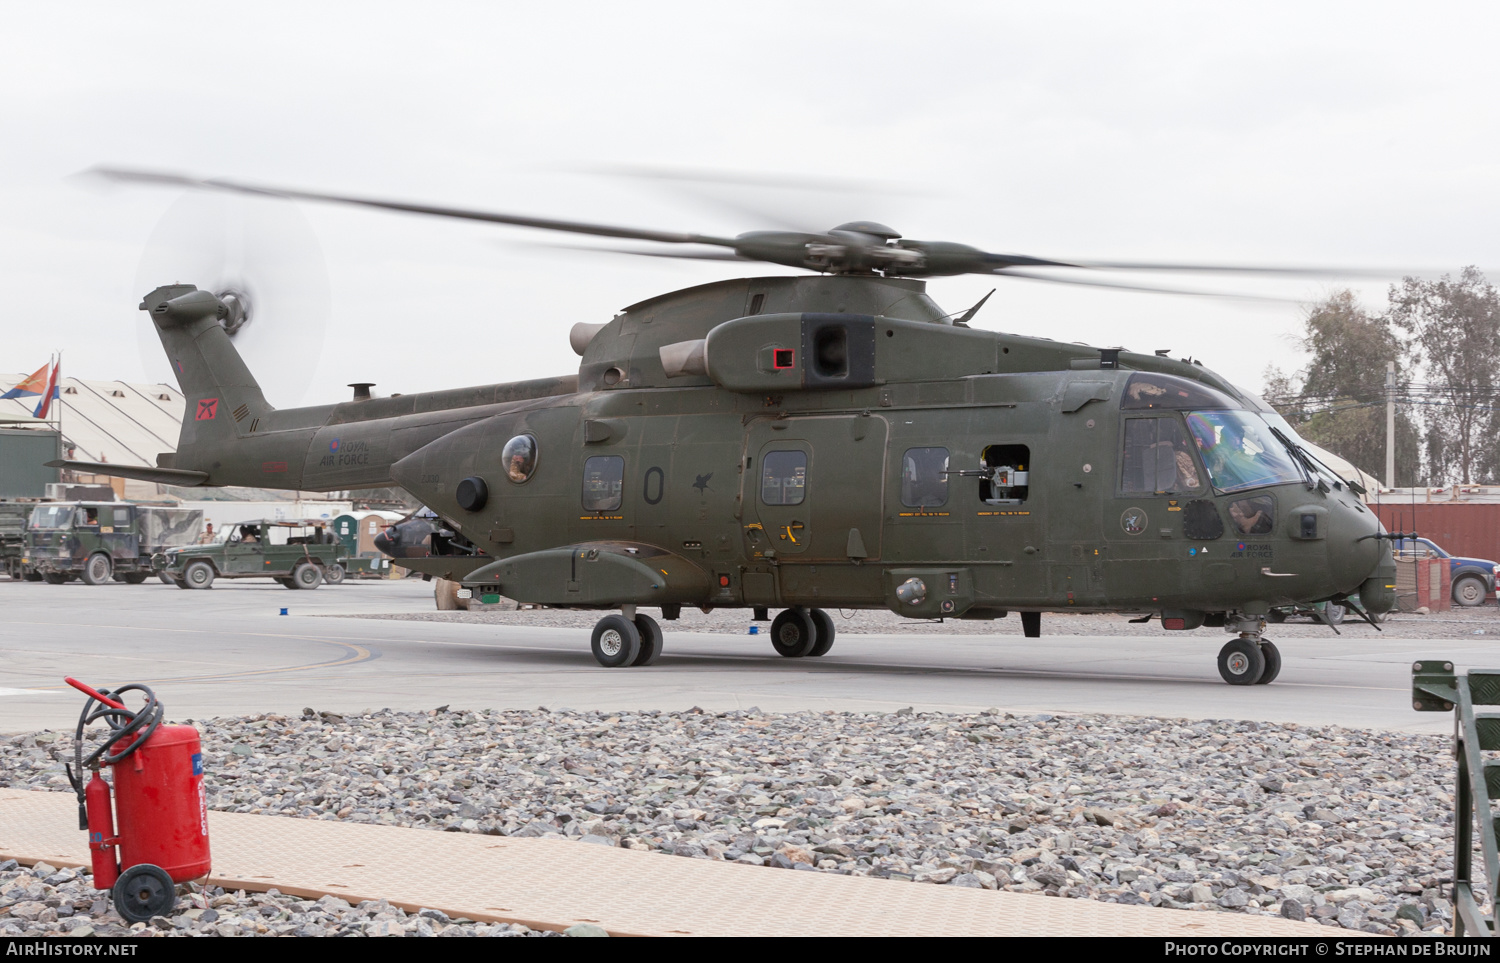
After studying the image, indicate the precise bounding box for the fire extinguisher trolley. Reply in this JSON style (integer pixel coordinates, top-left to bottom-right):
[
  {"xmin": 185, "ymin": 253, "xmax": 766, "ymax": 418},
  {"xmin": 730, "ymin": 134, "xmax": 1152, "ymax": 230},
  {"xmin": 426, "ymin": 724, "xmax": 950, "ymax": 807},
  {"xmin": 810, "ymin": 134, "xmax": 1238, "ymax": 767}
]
[{"xmin": 63, "ymin": 677, "xmax": 212, "ymax": 923}]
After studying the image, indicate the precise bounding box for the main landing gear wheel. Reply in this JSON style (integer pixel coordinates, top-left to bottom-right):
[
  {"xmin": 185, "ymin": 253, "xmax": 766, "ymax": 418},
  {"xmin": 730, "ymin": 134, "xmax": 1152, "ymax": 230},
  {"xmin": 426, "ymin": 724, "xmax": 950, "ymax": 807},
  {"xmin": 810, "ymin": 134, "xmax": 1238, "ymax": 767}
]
[
  {"xmin": 591, "ymin": 614, "xmax": 641, "ymax": 667},
  {"xmin": 112, "ymin": 863, "xmax": 176, "ymax": 924},
  {"xmin": 1218, "ymin": 638, "xmax": 1267, "ymax": 686},
  {"xmin": 770, "ymin": 608, "xmax": 816, "ymax": 658},
  {"xmin": 632, "ymin": 613, "xmax": 663, "ymax": 666},
  {"xmin": 1254, "ymin": 640, "xmax": 1282, "ymax": 685},
  {"xmin": 807, "ymin": 608, "xmax": 835, "ymax": 657}
]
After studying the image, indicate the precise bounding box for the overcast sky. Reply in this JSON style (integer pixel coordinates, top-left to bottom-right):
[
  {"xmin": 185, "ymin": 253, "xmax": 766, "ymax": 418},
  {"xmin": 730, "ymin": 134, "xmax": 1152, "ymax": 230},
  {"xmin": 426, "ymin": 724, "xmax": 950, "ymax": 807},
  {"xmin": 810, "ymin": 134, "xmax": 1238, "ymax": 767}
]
[{"xmin": 3, "ymin": 2, "xmax": 1497, "ymax": 406}]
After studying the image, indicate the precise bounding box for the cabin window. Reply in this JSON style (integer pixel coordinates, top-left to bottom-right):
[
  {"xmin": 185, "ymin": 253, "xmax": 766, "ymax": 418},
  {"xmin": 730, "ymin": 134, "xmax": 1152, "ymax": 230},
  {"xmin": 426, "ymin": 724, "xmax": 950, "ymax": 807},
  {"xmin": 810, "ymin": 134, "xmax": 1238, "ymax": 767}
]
[
  {"xmin": 75, "ymin": 507, "xmax": 99, "ymax": 527},
  {"xmin": 113, "ymin": 508, "xmax": 130, "ymax": 526},
  {"xmin": 502, "ymin": 434, "xmax": 538, "ymax": 484},
  {"xmin": 1121, "ymin": 417, "xmax": 1202, "ymax": 494},
  {"xmin": 760, "ymin": 451, "xmax": 807, "ymax": 506},
  {"xmin": 980, "ymin": 445, "xmax": 1030, "ymax": 504},
  {"xmin": 582, "ymin": 455, "xmax": 625, "ymax": 511},
  {"xmin": 901, "ymin": 447, "xmax": 949, "ymax": 508}
]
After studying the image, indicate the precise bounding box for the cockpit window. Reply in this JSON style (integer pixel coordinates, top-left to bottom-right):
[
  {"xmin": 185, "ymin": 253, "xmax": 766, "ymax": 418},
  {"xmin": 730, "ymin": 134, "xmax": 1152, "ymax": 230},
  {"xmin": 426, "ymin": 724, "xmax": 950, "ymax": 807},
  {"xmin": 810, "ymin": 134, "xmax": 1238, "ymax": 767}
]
[
  {"xmin": 1185, "ymin": 410, "xmax": 1303, "ymax": 493},
  {"xmin": 901, "ymin": 447, "xmax": 949, "ymax": 508},
  {"xmin": 1120, "ymin": 373, "xmax": 1235, "ymax": 411},
  {"xmin": 1120, "ymin": 417, "xmax": 1203, "ymax": 494}
]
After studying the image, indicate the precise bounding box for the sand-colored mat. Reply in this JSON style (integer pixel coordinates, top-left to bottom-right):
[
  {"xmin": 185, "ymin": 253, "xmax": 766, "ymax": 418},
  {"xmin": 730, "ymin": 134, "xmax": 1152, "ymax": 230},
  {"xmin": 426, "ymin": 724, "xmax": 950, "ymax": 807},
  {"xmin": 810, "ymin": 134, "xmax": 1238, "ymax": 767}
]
[{"xmin": 0, "ymin": 788, "xmax": 1330, "ymax": 937}]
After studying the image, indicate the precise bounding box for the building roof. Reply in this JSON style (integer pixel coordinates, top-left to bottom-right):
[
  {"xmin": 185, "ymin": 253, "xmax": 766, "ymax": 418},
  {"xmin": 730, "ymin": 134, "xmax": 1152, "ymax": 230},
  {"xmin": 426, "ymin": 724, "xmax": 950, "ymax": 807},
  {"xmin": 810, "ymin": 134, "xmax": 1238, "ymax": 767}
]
[{"xmin": 0, "ymin": 374, "xmax": 184, "ymax": 468}]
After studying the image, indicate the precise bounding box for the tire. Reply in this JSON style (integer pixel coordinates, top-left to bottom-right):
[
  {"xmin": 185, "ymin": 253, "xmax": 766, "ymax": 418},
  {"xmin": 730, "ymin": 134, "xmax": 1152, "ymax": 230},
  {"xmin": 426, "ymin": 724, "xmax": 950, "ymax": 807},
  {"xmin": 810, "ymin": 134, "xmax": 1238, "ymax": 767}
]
[
  {"xmin": 81, "ymin": 554, "xmax": 112, "ymax": 586},
  {"xmin": 1322, "ymin": 603, "xmax": 1346, "ymax": 625},
  {"xmin": 591, "ymin": 614, "xmax": 641, "ymax": 667},
  {"xmin": 183, "ymin": 560, "xmax": 215, "ymax": 590},
  {"xmin": 41, "ymin": 572, "xmax": 67, "ymax": 585},
  {"xmin": 112, "ymin": 863, "xmax": 176, "ymax": 924},
  {"xmin": 23, "ymin": 570, "xmax": 42, "ymax": 582},
  {"xmin": 807, "ymin": 607, "xmax": 836, "ymax": 657},
  {"xmin": 173, "ymin": 577, "xmax": 190, "ymax": 589},
  {"xmin": 157, "ymin": 572, "xmax": 175, "ymax": 585},
  {"xmin": 278, "ymin": 578, "xmax": 296, "ymax": 589},
  {"xmin": 1254, "ymin": 641, "xmax": 1282, "ymax": 685},
  {"xmin": 323, "ymin": 563, "xmax": 345, "ymax": 586},
  {"xmin": 1454, "ymin": 575, "xmax": 1488, "ymax": 607},
  {"xmin": 1266, "ymin": 609, "xmax": 1287, "ymax": 624},
  {"xmin": 632, "ymin": 614, "xmax": 663, "ymax": 666},
  {"xmin": 292, "ymin": 563, "xmax": 322, "ymax": 590},
  {"xmin": 770, "ymin": 608, "xmax": 816, "ymax": 657},
  {"xmin": 1218, "ymin": 638, "xmax": 1266, "ymax": 686},
  {"xmin": 122, "ymin": 572, "xmax": 149, "ymax": 585}
]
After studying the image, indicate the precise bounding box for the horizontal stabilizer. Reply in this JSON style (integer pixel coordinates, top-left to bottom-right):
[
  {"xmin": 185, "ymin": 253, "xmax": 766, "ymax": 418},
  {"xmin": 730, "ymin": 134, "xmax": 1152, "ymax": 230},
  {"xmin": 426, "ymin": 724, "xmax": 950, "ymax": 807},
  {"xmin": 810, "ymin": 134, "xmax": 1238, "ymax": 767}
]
[{"xmin": 44, "ymin": 460, "xmax": 210, "ymax": 486}]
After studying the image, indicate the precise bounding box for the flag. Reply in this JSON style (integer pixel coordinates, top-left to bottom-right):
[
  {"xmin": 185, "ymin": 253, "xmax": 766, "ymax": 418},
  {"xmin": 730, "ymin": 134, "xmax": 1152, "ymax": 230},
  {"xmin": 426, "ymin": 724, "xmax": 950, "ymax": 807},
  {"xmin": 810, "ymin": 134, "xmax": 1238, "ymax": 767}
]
[
  {"xmin": 33, "ymin": 357, "xmax": 59, "ymax": 419},
  {"xmin": 1, "ymin": 362, "xmax": 50, "ymax": 400},
  {"xmin": 1, "ymin": 357, "xmax": 60, "ymax": 419}
]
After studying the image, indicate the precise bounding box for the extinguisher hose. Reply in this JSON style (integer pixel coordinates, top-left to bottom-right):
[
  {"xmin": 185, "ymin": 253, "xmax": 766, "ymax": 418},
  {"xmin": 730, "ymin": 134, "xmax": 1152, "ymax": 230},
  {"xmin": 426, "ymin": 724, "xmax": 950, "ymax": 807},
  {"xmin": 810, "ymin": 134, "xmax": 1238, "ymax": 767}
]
[{"xmin": 67, "ymin": 683, "xmax": 163, "ymax": 799}]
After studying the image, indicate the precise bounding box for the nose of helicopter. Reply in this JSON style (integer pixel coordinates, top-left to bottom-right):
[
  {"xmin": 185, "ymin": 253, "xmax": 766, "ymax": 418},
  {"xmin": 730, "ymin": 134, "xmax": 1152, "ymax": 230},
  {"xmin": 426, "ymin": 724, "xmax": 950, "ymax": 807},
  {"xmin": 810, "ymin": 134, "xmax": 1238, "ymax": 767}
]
[{"xmin": 1324, "ymin": 493, "xmax": 1385, "ymax": 601}]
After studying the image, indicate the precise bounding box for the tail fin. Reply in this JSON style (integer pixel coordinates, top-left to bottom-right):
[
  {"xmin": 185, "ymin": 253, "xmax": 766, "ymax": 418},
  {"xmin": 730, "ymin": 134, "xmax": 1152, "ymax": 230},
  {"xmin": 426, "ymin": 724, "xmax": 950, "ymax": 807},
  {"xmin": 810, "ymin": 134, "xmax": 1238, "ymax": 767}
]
[{"xmin": 141, "ymin": 285, "xmax": 274, "ymax": 471}]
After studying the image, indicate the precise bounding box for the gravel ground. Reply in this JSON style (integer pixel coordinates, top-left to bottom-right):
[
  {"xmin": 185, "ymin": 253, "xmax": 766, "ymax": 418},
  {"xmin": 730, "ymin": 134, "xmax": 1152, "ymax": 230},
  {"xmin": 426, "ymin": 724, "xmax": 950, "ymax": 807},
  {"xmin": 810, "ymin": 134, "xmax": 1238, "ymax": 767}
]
[
  {"xmin": 336, "ymin": 603, "xmax": 1500, "ymax": 639},
  {"xmin": 0, "ymin": 860, "xmax": 563, "ymax": 937},
  {"xmin": 2, "ymin": 706, "xmax": 1464, "ymax": 937}
]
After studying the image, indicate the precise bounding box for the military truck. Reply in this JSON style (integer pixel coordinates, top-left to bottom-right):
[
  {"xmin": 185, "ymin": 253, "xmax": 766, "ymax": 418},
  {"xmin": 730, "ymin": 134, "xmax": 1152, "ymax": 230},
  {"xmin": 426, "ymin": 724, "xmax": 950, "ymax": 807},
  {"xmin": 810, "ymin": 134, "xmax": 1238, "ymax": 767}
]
[
  {"xmin": 154, "ymin": 519, "xmax": 344, "ymax": 590},
  {"xmin": 0, "ymin": 500, "xmax": 43, "ymax": 579},
  {"xmin": 24, "ymin": 502, "xmax": 203, "ymax": 585}
]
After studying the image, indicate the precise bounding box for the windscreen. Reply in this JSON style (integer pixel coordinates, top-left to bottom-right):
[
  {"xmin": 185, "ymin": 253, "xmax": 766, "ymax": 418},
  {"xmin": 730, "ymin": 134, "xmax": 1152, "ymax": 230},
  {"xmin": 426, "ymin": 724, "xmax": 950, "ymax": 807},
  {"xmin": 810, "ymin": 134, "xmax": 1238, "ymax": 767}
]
[
  {"xmin": 28, "ymin": 505, "xmax": 73, "ymax": 530},
  {"xmin": 1185, "ymin": 410, "xmax": 1303, "ymax": 493}
]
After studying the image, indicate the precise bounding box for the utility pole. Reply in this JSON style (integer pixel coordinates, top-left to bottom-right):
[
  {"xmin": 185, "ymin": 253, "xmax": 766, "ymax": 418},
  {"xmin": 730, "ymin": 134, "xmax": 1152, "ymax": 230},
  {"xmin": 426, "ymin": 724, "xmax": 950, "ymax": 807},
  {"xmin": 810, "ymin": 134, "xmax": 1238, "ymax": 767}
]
[{"xmin": 1385, "ymin": 361, "xmax": 1396, "ymax": 489}]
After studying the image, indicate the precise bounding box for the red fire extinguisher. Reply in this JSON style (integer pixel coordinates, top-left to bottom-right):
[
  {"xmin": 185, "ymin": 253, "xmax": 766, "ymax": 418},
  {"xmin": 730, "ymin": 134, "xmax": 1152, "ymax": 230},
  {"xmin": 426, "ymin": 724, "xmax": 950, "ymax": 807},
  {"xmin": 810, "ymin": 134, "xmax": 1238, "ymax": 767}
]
[{"xmin": 64, "ymin": 677, "xmax": 211, "ymax": 924}]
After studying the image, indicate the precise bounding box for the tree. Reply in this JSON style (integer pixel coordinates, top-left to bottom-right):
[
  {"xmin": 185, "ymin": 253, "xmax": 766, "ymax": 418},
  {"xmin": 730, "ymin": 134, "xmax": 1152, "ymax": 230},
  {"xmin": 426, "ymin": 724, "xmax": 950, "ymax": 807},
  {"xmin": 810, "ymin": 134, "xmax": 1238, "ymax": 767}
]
[
  {"xmin": 1388, "ymin": 268, "xmax": 1500, "ymax": 485},
  {"xmin": 1263, "ymin": 290, "xmax": 1422, "ymax": 486}
]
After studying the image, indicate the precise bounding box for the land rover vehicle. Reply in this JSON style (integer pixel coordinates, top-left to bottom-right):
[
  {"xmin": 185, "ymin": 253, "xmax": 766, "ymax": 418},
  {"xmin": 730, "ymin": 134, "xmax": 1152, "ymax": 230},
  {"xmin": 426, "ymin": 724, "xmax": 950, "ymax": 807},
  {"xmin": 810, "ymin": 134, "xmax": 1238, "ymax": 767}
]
[
  {"xmin": 25, "ymin": 502, "xmax": 202, "ymax": 585},
  {"xmin": 154, "ymin": 518, "xmax": 343, "ymax": 589}
]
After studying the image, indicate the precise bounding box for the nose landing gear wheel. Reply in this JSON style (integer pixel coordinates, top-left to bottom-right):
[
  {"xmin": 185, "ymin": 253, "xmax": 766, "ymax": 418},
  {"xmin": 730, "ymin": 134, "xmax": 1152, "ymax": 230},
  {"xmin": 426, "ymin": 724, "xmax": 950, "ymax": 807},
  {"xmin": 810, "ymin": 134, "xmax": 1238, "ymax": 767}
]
[
  {"xmin": 112, "ymin": 863, "xmax": 176, "ymax": 923},
  {"xmin": 1218, "ymin": 638, "xmax": 1267, "ymax": 685},
  {"xmin": 770, "ymin": 608, "xmax": 816, "ymax": 657},
  {"xmin": 632, "ymin": 614, "xmax": 663, "ymax": 666},
  {"xmin": 807, "ymin": 608, "xmax": 835, "ymax": 657},
  {"xmin": 591, "ymin": 614, "xmax": 642, "ymax": 667},
  {"xmin": 1254, "ymin": 640, "xmax": 1282, "ymax": 685}
]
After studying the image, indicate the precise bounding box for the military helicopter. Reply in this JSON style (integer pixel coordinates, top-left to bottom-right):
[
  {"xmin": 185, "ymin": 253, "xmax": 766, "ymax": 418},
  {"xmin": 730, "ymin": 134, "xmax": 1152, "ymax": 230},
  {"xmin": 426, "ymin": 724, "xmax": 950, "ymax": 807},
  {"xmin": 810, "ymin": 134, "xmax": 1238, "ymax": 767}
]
[{"xmin": 59, "ymin": 168, "xmax": 1399, "ymax": 686}]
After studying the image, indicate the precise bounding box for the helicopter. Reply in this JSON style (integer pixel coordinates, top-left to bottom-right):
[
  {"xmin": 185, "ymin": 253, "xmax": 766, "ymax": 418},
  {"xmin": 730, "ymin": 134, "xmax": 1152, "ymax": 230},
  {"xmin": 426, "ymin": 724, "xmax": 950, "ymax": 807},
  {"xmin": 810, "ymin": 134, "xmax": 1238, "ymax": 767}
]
[{"xmin": 55, "ymin": 168, "xmax": 1400, "ymax": 686}]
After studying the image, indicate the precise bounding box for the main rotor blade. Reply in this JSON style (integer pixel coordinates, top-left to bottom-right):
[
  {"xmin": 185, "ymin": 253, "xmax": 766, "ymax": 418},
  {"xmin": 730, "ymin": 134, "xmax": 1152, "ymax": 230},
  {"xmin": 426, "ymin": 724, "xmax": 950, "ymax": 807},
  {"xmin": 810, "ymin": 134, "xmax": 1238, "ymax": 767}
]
[
  {"xmin": 994, "ymin": 268, "xmax": 1300, "ymax": 302},
  {"xmin": 87, "ymin": 167, "xmax": 739, "ymax": 248},
  {"xmin": 1049, "ymin": 260, "xmax": 1428, "ymax": 279},
  {"xmin": 501, "ymin": 240, "xmax": 750, "ymax": 261}
]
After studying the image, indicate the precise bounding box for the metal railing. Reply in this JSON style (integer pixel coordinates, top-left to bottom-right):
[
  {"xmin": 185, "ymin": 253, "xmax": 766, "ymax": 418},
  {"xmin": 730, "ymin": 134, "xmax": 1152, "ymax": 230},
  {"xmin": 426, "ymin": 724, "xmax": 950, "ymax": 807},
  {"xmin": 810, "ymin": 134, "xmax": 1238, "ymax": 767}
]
[{"xmin": 1412, "ymin": 659, "xmax": 1500, "ymax": 937}]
